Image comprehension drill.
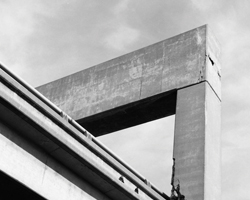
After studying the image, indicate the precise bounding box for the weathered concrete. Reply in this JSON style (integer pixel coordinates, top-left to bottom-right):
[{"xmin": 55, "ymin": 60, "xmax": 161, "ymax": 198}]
[
  {"xmin": 173, "ymin": 82, "xmax": 221, "ymax": 200},
  {"xmin": 35, "ymin": 25, "xmax": 221, "ymax": 199},
  {"xmin": 0, "ymin": 67, "xmax": 168, "ymax": 200},
  {"xmin": 0, "ymin": 123, "xmax": 111, "ymax": 200},
  {"xmin": 36, "ymin": 25, "xmax": 221, "ymax": 136},
  {"xmin": 0, "ymin": 24, "xmax": 220, "ymax": 200}
]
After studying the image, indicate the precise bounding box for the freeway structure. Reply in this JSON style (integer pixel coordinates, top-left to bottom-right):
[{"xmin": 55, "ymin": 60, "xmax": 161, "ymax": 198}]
[{"xmin": 0, "ymin": 25, "xmax": 221, "ymax": 200}]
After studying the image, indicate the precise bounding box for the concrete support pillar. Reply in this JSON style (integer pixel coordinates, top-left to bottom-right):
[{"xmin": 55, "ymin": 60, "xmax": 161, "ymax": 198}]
[{"xmin": 173, "ymin": 82, "xmax": 221, "ymax": 200}]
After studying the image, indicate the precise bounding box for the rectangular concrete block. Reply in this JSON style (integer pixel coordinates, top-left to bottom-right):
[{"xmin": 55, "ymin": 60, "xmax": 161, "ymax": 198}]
[
  {"xmin": 173, "ymin": 82, "xmax": 221, "ymax": 200},
  {"xmin": 37, "ymin": 25, "xmax": 210, "ymax": 121}
]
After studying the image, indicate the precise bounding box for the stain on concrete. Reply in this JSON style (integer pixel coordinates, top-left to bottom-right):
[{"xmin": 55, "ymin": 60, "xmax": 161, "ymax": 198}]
[{"xmin": 36, "ymin": 25, "xmax": 215, "ymax": 121}]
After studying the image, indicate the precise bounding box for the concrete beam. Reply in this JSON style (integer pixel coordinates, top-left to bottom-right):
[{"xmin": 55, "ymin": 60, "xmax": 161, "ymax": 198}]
[
  {"xmin": 0, "ymin": 67, "xmax": 168, "ymax": 200},
  {"xmin": 0, "ymin": 123, "xmax": 111, "ymax": 200},
  {"xmin": 37, "ymin": 25, "xmax": 221, "ymax": 136},
  {"xmin": 173, "ymin": 82, "xmax": 221, "ymax": 200},
  {"xmin": 34, "ymin": 25, "xmax": 221, "ymax": 199}
]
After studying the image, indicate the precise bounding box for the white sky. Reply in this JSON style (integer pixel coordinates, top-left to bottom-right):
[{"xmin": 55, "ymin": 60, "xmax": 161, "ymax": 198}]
[{"xmin": 0, "ymin": 0, "xmax": 250, "ymax": 199}]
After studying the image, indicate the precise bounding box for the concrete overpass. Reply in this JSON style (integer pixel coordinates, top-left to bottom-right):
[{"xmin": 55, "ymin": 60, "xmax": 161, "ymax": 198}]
[
  {"xmin": 0, "ymin": 25, "xmax": 221, "ymax": 200},
  {"xmin": 0, "ymin": 63, "xmax": 167, "ymax": 199}
]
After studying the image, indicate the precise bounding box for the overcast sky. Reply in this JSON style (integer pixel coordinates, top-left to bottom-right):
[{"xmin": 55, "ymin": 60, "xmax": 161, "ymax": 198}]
[{"xmin": 0, "ymin": 0, "xmax": 250, "ymax": 199}]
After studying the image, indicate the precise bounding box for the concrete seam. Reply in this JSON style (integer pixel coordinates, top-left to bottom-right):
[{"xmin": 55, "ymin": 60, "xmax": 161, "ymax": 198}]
[
  {"xmin": 138, "ymin": 56, "xmax": 145, "ymax": 100},
  {"xmin": 49, "ymin": 147, "xmax": 60, "ymax": 154},
  {"xmin": 160, "ymin": 42, "xmax": 165, "ymax": 94},
  {"xmin": 41, "ymin": 156, "xmax": 48, "ymax": 185},
  {"xmin": 204, "ymin": 80, "xmax": 221, "ymax": 102},
  {"xmin": 177, "ymin": 80, "xmax": 221, "ymax": 102}
]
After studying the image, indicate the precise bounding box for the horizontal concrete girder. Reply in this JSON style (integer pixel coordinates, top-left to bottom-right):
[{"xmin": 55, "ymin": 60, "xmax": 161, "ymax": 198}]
[
  {"xmin": 0, "ymin": 66, "xmax": 169, "ymax": 200},
  {"xmin": 36, "ymin": 25, "xmax": 221, "ymax": 136}
]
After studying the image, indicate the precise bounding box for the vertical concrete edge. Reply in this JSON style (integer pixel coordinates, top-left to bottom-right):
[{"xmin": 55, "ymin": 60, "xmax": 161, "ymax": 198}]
[
  {"xmin": 204, "ymin": 25, "xmax": 221, "ymax": 199},
  {"xmin": 173, "ymin": 83, "xmax": 206, "ymax": 200},
  {"xmin": 205, "ymin": 25, "xmax": 221, "ymax": 101},
  {"xmin": 204, "ymin": 82, "xmax": 221, "ymax": 200},
  {"xmin": 174, "ymin": 80, "xmax": 221, "ymax": 200}
]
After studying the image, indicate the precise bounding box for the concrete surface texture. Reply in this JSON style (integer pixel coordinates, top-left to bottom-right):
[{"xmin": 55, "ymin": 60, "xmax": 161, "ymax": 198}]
[
  {"xmin": 174, "ymin": 82, "xmax": 221, "ymax": 199},
  {"xmin": 37, "ymin": 25, "xmax": 210, "ymax": 123},
  {"xmin": 0, "ymin": 25, "xmax": 221, "ymax": 200},
  {"xmin": 0, "ymin": 64, "xmax": 166, "ymax": 199},
  {"xmin": 37, "ymin": 25, "xmax": 221, "ymax": 200},
  {"xmin": 37, "ymin": 25, "xmax": 220, "ymax": 136}
]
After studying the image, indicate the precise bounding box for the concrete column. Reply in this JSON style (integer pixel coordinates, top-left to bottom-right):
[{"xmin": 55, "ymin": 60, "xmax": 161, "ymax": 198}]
[{"xmin": 173, "ymin": 82, "xmax": 221, "ymax": 200}]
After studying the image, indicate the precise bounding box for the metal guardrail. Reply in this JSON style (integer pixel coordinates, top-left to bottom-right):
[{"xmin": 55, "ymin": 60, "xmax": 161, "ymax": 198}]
[{"xmin": 0, "ymin": 63, "xmax": 169, "ymax": 200}]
